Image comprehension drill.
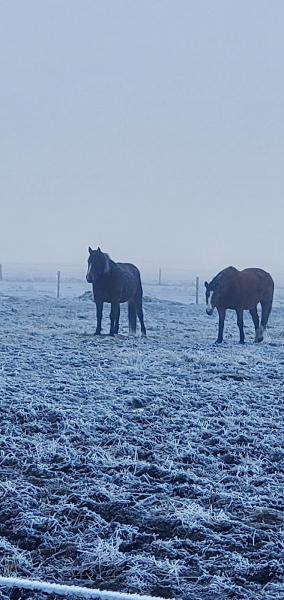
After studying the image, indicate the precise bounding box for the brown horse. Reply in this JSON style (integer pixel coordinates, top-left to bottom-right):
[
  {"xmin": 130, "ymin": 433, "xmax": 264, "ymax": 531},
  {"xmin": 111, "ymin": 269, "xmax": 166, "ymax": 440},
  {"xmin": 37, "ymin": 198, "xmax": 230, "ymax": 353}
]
[
  {"xmin": 86, "ymin": 247, "xmax": 146, "ymax": 337},
  {"xmin": 205, "ymin": 266, "xmax": 274, "ymax": 344}
]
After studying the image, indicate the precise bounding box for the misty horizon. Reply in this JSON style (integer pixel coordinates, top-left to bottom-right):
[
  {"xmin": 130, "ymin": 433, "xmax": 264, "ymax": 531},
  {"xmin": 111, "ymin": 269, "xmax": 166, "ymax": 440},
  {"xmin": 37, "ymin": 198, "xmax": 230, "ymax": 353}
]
[{"xmin": 1, "ymin": 1, "xmax": 284, "ymax": 274}]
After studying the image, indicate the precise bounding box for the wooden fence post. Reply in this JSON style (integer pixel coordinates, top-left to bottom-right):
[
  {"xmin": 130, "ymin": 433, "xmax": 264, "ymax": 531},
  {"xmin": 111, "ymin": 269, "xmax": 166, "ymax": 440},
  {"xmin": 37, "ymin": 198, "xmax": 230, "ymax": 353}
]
[
  {"xmin": 195, "ymin": 276, "xmax": 199, "ymax": 304},
  {"xmin": 57, "ymin": 271, "xmax": 61, "ymax": 299},
  {"xmin": 158, "ymin": 268, "xmax": 162, "ymax": 285}
]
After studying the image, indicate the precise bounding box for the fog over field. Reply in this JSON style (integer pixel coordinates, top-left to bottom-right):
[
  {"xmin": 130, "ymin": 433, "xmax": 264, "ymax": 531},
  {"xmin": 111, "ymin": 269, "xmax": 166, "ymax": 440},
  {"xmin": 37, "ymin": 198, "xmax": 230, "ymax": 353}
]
[
  {"xmin": 1, "ymin": 1, "xmax": 284, "ymax": 273},
  {"xmin": 0, "ymin": 2, "xmax": 284, "ymax": 600}
]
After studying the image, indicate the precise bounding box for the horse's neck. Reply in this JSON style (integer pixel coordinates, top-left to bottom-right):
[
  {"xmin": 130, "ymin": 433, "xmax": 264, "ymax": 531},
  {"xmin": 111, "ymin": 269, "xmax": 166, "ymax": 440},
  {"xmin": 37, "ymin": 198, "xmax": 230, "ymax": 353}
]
[{"xmin": 107, "ymin": 259, "xmax": 116, "ymax": 273}]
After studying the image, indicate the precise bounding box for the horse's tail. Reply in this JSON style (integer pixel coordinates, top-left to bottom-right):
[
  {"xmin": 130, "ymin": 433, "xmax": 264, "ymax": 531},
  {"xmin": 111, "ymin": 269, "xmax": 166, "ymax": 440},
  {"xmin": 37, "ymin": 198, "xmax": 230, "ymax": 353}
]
[
  {"xmin": 128, "ymin": 301, "xmax": 137, "ymax": 334},
  {"xmin": 261, "ymin": 297, "xmax": 273, "ymax": 329},
  {"xmin": 136, "ymin": 272, "xmax": 143, "ymax": 298},
  {"xmin": 134, "ymin": 273, "xmax": 147, "ymax": 336},
  {"xmin": 260, "ymin": 275, "xmax": 274, "ymax": 331}
]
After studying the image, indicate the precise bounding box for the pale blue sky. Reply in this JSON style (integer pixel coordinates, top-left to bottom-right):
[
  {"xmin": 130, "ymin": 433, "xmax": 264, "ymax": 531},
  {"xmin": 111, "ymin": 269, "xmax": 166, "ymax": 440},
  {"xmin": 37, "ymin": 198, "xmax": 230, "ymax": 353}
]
[{"xmin": 1, "ymin": 1, "xmax": 284, "ymax": 272}]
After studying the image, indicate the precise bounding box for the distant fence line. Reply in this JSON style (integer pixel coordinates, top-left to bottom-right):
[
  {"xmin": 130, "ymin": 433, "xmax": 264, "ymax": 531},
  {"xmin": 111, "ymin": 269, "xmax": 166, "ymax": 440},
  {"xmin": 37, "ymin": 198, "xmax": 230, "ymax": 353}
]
[
  {"xmin": 57, "ymin": 270, "xmax": 61, "ymax": 299},
  {"xmin": 0, "ymin": 263, "xmax": 201, "ymax": 303},
  {"xmin": 153, "ymin": 268, "xmax": 201, "ymax": 304},
  {"xmin": 195, "ymin": 276, "xmax": 199, "ymax": 304}
]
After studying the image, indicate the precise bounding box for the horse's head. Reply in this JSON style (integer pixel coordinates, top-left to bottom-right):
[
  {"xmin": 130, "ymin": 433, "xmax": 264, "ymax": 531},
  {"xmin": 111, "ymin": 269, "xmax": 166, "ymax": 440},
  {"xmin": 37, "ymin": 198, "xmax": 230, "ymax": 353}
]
[
  {"xmin": 205, "ymin": 281, "xmax": 216, "ymax": 315},
  {"xmin": 205, "ymin": 277, "xmax": 224, "ymax": 315},
  {"xmin": 205, "ymin": 267, "xmax": 236, "ymax": 314},
  {"xmin": 86, "ymin": 247, "xmax": 110, "ymax": 283}
]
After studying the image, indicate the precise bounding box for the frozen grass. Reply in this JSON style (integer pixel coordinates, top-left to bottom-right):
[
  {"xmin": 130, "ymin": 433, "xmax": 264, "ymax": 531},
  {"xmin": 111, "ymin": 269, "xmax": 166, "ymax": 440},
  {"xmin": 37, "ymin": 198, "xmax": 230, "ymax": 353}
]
[{"xmin": 0, "ymin": 289, "xmax": 283, "ymax": 599}]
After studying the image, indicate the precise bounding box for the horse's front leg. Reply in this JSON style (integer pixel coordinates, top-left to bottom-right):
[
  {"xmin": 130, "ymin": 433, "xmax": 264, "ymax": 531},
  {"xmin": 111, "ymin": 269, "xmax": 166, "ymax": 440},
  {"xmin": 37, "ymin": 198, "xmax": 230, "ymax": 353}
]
[
  {"xmin": 95, "ymin": 301, "xmax": 103, "ymax": 335},
  {"xmin": 216, "ymin": 308, "xmax": 225, "ymax": 343},
  {"xmin": 110, "ymin": 302, "xmax": 119, "ymax": 336},
  {"xmin": 236, "ymin": 309, "xmax": 245, "ymax": 344},
  {"xmin": 114, "ymin": 305, "xmax": 120, "ymax": 334}
]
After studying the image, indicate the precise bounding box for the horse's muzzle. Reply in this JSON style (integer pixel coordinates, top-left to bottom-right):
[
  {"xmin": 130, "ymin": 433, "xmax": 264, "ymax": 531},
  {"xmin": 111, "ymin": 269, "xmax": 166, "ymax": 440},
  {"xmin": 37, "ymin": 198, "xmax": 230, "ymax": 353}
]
[
  {"xmin": 206, "ymin": 308, "xmax": 214, "ymax": 316},
  {"xmin": 86, "ymin": 274, "xmax": 92, "ymax": 283}
]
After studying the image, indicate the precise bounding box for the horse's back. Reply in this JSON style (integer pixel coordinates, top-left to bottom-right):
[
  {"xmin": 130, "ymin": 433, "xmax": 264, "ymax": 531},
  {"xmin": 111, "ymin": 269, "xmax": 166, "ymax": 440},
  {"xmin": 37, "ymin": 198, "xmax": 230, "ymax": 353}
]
[
  {"xmin": 116, "ymin": 262, "xmax": 140, "ymax": 276},
  {"xmin": 113, "ymin": 262, "xmax": 142, "ymax": 302},
  {"xmin": 116, "ymin": 262, "xmax": 141, "ymax": 285},
  {"xmin": 240, "ymin": 268, "xmax": 274, "ymax": 306},
  {"xmin": 240, "ymin": 268, "xmax": 274, "ymax": 289}
]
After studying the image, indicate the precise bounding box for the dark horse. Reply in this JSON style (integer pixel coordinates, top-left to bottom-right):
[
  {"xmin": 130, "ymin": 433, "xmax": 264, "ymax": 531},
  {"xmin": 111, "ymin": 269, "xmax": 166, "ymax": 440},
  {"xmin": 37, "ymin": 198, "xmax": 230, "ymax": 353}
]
[
  {"xmin": 205, "ymin": 266, "xmax": 274, "ymax": 344},
  {"xmin": 86, "ymin": 247, "xmax": 146, "ymax": 337}
]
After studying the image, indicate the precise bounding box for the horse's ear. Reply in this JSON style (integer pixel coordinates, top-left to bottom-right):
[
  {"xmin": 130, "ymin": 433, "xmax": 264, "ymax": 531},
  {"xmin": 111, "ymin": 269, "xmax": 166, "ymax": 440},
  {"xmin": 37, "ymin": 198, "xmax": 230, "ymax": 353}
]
[
  {"xmin": 88, "ymin": 246, "xmax": 92, "ymax": 254},
  {"xmin": 204, "ymin": 281, "xmax": 208, "ymax": 289},
  {"xmin": 104, "ymin": 254, "xmax": 110, "ymax": 274},
  {"xmin": 97, "ymin": 246, "xmax": 101, "ymax": 253}
]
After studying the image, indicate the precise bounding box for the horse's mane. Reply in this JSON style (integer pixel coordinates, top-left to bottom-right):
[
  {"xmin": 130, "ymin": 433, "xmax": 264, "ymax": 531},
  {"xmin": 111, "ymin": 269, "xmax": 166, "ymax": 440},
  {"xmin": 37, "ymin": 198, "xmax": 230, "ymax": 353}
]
[
  {"xmin": 103, "ymin": 252, "xmax": 115, "ymax": 273},
  {"xmin": 210, "ymin": 266, "xmax": 237, "ymax": 288}
]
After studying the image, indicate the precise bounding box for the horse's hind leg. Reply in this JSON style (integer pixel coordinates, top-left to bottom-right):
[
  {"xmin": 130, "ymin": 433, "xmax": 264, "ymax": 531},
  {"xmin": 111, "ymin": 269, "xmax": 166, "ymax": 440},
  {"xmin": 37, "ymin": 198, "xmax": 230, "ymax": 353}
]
[
  {"xmin": 236, "ymin": 309, "xmax": 245, "ymax": 344},
  {"xmin": 136, "ymin": 295, "xmax": 146, "ymax": 337},
  {"xmin": 250, "ymin": 307, "xmax": 260, "ymax": 342},
  {"xmin": 128, "ymin": 301, "xmax": 137, "ymax": 335},
  {"xmin": 114, "ymin": 305, "xmax": 120, "ymax": 334},
  {"xmin": 110, "ymin": 302, "xmax": 119, "ymax": 336}
]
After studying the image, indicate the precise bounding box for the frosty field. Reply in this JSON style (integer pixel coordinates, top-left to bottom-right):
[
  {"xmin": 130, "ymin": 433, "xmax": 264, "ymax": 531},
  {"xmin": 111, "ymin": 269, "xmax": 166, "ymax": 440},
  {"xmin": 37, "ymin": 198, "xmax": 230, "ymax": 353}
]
[{"xmin": 0, "ymin": 279, "xmax": 283, "ymax": 599}]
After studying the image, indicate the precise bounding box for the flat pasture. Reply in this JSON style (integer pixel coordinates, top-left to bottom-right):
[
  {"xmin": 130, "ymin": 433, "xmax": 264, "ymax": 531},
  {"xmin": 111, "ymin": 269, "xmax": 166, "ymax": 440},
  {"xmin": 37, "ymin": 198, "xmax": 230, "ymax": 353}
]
[{"xmin": 0, "ymin": 284, "xmax": 283, "ymax": 599}]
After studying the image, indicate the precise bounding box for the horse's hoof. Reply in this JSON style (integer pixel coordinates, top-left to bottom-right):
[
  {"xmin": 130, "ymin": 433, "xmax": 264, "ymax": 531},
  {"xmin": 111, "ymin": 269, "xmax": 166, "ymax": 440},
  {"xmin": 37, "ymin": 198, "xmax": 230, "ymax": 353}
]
[
  {"xmin": 255, "ymin": 326, "xmax": 264, "ymax": 343},
  {"xmin": 239, "ymin": 340, "xmax": 245, "ymax": 344},
  {"xmin": 94, "ymin": 331, "xmax": 101, "ymax": 336}
]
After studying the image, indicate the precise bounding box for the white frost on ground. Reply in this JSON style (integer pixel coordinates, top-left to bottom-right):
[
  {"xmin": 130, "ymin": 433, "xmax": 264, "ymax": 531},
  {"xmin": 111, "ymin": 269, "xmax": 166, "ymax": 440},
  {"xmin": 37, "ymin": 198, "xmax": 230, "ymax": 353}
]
[{"xmin": 0, "ymin": 278, "xmax": 283, "ymax": 600}]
